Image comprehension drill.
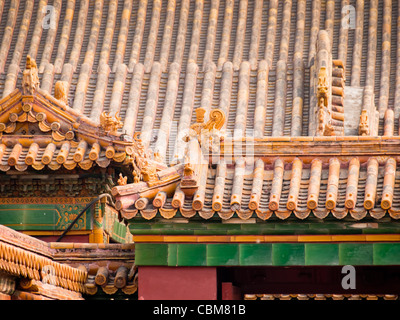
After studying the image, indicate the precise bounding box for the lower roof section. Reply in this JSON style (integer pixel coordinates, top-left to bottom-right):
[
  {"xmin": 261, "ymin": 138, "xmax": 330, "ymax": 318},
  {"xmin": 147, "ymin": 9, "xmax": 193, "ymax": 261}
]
[
  {"xmin": 134, "ymin": 241, "xmax": 400, "ymax": 267},
  {"xmin": 0, "ymin": 223, "xmax": 135, "ymax": 299},
  {"xmin": 0, "ymin": 142, "xmax": 113, "ymax": 172},
  {"xmin": 119, "ymin": 153, "xmax": 400, "ymax": 222},
  {"xmin": 244, "ymin": 294, "xmax": 399, "ymax": 301}
]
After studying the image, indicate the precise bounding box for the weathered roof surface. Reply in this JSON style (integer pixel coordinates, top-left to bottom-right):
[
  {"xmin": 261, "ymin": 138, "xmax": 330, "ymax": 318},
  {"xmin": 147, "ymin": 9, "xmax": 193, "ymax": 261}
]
[
  {"xmin": 0, "ymin": 143, "xmax": 110, "ymax": 171},
  {"xmin": 117, "ymin": 154, "xmax": 400, "ymax": 221},
  {"xmin": 0, "ymin": 86, "xmax": 137, "ymax": 171},
  {"xmin": 51, "ymin": 242, "xmax": 137, "ymax": 296},
  {"xmin": 0, "ymin": 224, "xmax": 87, "ymax": 299},
  {"xmin": 0, "ymin": 0, "xmax": 399, "ymax": 164},
  {"xmin": 0, "ymin": 223, "xmax": 135, "ymax": 299},
  {"xmin": 2, "ymin": 0, "xmax": 400, "ymax": 225}
]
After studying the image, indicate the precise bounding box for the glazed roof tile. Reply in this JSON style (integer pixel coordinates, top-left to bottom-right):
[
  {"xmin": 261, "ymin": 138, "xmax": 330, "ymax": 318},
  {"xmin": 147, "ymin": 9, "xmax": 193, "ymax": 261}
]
[
  {"xmin": 116, "ymin": 156, "xmax": 400, "ymax": 221},
  {"xmin": 0, "ymin": 85, "xmax": 139, "ymax": 171},
  {"xmin": 244, "ymin": 294, "xmax": 399, "ymax": 301},
  {"xmin": 0, "ymin": 142, "xmax": 110, "ymax": 171},
  {"xmin": 84, "ymin": 265, "xmax": 138, "ymax": 296},
  {"xmin": 50, "ymin": 241, "xmax": 136, "ymax": 296},
  {"xmin": 0, "ymin": 224, "xmax": 87, "ymax": 299},
  {"xmin": 0, "ymin": 223, "xmax": 136, "ymax": 299},
  {"xmin": 0, "ymin": 0, "xmax": 398, "ymax": 164},
  {"xmin": 2, "ymin": 0, "xmax": 400, "ymax": 224}
]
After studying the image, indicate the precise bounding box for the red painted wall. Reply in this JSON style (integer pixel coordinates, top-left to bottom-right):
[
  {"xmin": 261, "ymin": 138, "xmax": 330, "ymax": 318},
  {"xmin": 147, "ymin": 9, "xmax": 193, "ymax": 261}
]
[
  {"xmin": 139, "ymin": 266, "xmax": 217, "ymax": 300},
  {"xmin": 221, "ymin": 282, "xmax": 242, "ymax": 300}
]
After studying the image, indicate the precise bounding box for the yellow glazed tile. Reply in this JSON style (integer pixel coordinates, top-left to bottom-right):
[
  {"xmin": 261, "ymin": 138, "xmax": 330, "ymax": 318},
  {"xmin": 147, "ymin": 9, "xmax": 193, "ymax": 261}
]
[
  {"xmin": 163, "ymin": 236, "xmax": 199, "ymax": 243},
  {"xmin": 298, "ymin": 235, "xmax": 332, "ymax": 242},
  {"xmin": 197, "ymin": 236, "xmax": 232, "ymax": 243},
  {"xmin": 232, "ymin": 236, "xmax": 265, "ymax": 243},
  {"xmin": 264, "ymin": 235, "xmax": 298, "ymax": 242},
  {"xmin": 131, "ymin": 235, "xmax": 165, "ymax": 242},
  {"xmin": 331, "ymin": 235, "xmax": 366, "ymax": 242},
  {"xmin": 365, "ymin": 234, "xmax": 400, "ymax": 242}
]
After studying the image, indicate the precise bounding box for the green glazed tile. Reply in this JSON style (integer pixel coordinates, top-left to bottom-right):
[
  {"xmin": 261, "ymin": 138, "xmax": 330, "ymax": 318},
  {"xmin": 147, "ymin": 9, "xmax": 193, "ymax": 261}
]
[
  {"xmin": 275, "ymin": 223, "xmax": 310, "ymax": 230},
  {"xmin": 129, "ymin": 229, "xmax": 164, "ymax": 235},
  {"xmin": 241, "ymin": 224, "xmax": 276, "ymax": 231},
  {"xmin": 239, "ymin": 244, "xmax": 273, "ymax": 266},
  {"xmin": 184, "ymin": 223, "xmax": 208, "ymax": 229},
  {"xmin": 151, "ymin": 224, "xmax": 175, "ymax": 229},
  {"xmin": 373, "ymin": 243, "xmax": 400, "ymax": 265},
  {"xmin": 227, "ymin": 229, "xmax": 264, "ymax": 235},
  {"xmin": 128, "ymin": 223, "xmax": 151, "ymax": 229},
  {"xmin": 262, "ymin": 229, "xmax": 298, "ymax": 235},
  {"xmin": 177, "ymin": 244, "xmax": 207, "ymax": 266},
  {"xmin": 272, "ymin": 243, "xmax": 305, "ymax": 266},
  {"xmin": 207, "ymin": 244, "xmax": 239, "ymax": 266},
  {"xmin": 339, "ymin": 243, "xmax": 373, "ymax": 265},
  {"xmin": 194, "ymin": 229, "xmax": 229, "ymax": 235},
  {"xmin": 207, "ymin": 224, "xmax": 242, "ymax": 230},
  {"xmin": 337, "ymin": 229, "xmax": 363, "ymax": 234},
  {"xmin": 135, "ymin": 243, "xmax": 168, "ymax": 266},
  {"xmin": 114, "ymin": 221, "xmax": 126, "ymax": 238},
  {"xmin": 305, "ymin": 244, "xmax": 339, "ymax": 265},
  {"xmin": 364, "ymin": 228, "xmax": 400, "ymax": 234},
  {"xmin": 308, "ymin": 223, "xmax": 345, "ymax": 230},
  {"xmin": 163, "ymin": 229, "xmax": 196, "ymax": 235},
  {"xmin": 300, "ymin": 229, "xmax": 331, "ymax": 235},
  {"xmin": 167, "ymin": 244, "xmax": 177, "ymax": 266}
]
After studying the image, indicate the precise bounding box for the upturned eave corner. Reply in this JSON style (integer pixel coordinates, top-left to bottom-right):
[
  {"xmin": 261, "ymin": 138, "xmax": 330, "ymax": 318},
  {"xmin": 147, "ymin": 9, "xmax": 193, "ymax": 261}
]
[
  {"xmin": 0, "ymin": 56, "xmax": 143, "ymax": 172},
  {"xmin": 111, "ymin": 107, "xmax": 228, "ymax": 219}
]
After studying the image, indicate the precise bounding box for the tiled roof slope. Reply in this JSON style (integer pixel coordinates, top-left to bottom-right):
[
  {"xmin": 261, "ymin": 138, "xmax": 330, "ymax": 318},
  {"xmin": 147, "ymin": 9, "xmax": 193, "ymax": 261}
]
[
  {"xmin": 51, "ymin": 242, "xmax": 136, "ymax": 297},
  {"xmin": 1, "ymin": 0, "xmax": 399, "ymax": 164},
  {"xmin": 118, "ymin": 155, "xmax": 400, "ymax": 221},
  {"xmin": 244, "ymin": 294, "xmax": 399, "ymax": 300},
  {"xmin": 0, "ymin": 224, "xmax": 87, "ymax": 299},
  {"xmin": 0, "ymin": 223, "xmax": 135, "ymax": 299},
  {"xmin": 0, "ymin": 86, "xmax": 135, "ymax": 172}
]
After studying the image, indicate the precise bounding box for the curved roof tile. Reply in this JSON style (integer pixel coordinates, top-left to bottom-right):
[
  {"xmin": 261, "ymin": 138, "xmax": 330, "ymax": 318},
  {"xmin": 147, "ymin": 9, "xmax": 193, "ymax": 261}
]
[{"xmin": 0, "ymin": 0, "xmax": 398, "ymax": 164}]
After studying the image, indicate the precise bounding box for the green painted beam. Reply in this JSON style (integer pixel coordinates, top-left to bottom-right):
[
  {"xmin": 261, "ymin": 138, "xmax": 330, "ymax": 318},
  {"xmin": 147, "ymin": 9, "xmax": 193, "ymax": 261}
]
[
  {"xmin": 134, "ymin": 242, "xmax": 400, "ymax": 267},
  {"xmin": 0, "ymin": 203, "xmax": 92, "ymax": 231}
]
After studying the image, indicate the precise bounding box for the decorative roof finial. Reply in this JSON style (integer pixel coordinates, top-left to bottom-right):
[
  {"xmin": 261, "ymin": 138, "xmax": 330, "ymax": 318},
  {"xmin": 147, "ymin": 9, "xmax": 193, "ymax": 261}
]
[
  {"xmin": 54, "ymin": 81, "xmax": 69, "ymax": 105},
  {"xmin": 316, "ymin": 66, "xmax": 335, "ymax": 136},
  {"xmin": 317, "ymin": 66, "xmax": 329, "ymax": 107},
  {"xmin": 359, "ymin": 109, "xmax": 370, "ymax": 136},
  {"xmin": 117, "ymin": 173, "xmax": 128, "ymax": 186},
  {"xmin": 195, "ymin": 107, "xmax": 206, "ymax": 123},
  {"xmin": 100, "ymin": 111, "xmax": 123, "ymax": 135},
  {"xmin": 22, "ymin": 55, "xmax": 40, "ymax": 95},
  {"xmin": 186, "ymin": 108, "xmax": 226, "ymax": 146}
]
